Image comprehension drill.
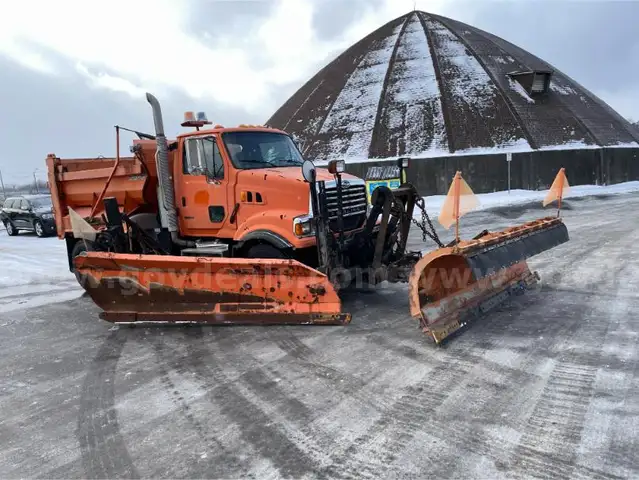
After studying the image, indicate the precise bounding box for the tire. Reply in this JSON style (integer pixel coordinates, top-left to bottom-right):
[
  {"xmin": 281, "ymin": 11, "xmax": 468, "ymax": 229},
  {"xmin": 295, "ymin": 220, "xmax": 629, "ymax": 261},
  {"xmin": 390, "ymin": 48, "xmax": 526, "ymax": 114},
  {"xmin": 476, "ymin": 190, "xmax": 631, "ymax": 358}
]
[
  {"xmin": 4, "ymin": 221, "xmax": 18, "ymax": 236},
  {"xmin": 71, "ymin": 239, "xmax": 93, "ymax": 261},
  {"xmin": 70, "ymin": 239, "xmax": 94, "ymax": 283},
  {"xmin": 34, "ymin": 220, "xmax": 45, "ymax": 238},
  {"xmin": 245, "ymin": 243, "xmax": 287, "ymax": 259}
]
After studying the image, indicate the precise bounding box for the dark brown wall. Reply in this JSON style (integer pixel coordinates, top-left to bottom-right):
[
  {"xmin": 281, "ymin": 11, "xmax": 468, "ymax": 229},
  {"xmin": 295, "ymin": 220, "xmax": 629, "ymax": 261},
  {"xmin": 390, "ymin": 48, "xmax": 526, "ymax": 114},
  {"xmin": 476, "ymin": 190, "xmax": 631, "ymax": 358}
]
[{"xmin": 341, "ymin": 147, "xmax": 639, "ymax": 196}]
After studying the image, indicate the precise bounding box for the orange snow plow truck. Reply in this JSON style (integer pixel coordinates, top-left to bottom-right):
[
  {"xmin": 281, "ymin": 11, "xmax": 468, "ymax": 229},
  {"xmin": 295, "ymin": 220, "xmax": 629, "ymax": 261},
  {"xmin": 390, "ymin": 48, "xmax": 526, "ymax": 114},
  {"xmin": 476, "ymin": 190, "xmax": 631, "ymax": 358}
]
[{"xmin": 46, "ymin": 93, "xmax": 569, "ymax": 344}]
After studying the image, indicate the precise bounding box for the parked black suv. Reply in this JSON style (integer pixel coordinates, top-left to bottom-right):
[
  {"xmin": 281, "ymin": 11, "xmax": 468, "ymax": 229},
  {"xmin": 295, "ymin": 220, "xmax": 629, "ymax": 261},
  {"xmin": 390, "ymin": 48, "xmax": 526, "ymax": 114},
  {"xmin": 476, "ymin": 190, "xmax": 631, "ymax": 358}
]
[{"xmin": 1, "ymin": 194, "xmax": 57, "ymax": 237}]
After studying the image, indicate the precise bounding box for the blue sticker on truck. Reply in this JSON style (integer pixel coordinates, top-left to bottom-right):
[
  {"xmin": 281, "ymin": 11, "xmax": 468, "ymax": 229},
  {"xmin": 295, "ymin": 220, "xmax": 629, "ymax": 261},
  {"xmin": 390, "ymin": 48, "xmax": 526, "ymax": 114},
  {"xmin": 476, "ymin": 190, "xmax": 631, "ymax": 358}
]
[{"xmin": 365, "ymin": 179, "xmax": 401, "ymax": 202}]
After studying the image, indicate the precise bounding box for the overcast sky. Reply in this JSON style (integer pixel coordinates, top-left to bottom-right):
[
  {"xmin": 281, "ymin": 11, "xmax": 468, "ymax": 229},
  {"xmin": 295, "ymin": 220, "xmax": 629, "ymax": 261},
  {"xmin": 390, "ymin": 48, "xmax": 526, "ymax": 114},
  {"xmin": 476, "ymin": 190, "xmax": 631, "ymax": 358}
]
[{"xmin": 1, "ymin": 0, "xmax": 637, "ymax": 185}]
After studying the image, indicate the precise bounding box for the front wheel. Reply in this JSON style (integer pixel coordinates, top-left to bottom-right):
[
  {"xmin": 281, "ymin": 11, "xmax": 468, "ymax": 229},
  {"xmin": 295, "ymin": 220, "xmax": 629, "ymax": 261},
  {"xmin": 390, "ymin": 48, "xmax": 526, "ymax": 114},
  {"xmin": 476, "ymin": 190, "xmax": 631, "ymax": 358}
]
[
  {"xmin": 4, "ymin": 221, "xmax": 18, "ymax": 236},
  {"xmin": 245, "ymin": 243, "xmax": 287, "ymax": 259},
  {"xmin": 34, "ymin": 220, "xmax": 45, "ymax": 238},
  {"xmin": 70, "ymin": 239, "xmax": 94, "ymax": 283}
]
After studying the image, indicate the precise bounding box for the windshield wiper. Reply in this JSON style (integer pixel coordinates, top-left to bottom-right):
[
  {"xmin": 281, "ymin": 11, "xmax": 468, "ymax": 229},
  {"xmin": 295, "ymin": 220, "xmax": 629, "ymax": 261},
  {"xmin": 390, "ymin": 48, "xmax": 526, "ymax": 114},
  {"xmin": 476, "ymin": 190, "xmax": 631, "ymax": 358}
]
[{"xmin": 240, "ymin": 160, "xmax": 278, "ymax": 166}]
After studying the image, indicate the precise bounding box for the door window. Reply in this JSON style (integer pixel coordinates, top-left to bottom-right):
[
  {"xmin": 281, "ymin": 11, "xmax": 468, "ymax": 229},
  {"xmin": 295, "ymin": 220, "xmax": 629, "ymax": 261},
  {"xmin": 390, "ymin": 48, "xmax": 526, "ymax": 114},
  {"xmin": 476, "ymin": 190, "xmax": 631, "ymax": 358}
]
[{"xmin": 183, "ymin": 136, "xmax": 224, "ymax": 180}]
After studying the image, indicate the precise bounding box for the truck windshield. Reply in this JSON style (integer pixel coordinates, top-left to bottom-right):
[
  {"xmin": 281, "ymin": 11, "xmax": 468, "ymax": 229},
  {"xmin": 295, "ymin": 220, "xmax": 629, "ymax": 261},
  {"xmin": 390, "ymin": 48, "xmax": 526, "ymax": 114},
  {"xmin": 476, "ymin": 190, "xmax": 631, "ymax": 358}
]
[{"xmin": 222, "ymin": 131, "xmax": 304, "ymax": 169}]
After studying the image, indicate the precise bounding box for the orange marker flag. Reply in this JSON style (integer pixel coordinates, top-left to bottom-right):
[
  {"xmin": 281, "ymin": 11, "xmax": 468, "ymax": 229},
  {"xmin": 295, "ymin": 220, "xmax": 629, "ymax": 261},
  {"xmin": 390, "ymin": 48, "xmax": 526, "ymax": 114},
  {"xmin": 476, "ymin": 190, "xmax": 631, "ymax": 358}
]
[
  {"xmin": 542, "ymin": 168, "xmax": 570, "ymax": 209},
  {"xmin": 438, "ymin": 171, "xmax": 480, "ymax": 232}
]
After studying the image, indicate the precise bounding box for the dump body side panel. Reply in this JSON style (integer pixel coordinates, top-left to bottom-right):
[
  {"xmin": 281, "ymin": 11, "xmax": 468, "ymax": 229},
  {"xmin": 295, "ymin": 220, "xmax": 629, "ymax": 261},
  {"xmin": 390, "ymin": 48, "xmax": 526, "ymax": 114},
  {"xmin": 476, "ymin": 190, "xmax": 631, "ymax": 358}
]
[{"xmin": 46, "ymin": 140, "xmax": 161, "ymax": 238}]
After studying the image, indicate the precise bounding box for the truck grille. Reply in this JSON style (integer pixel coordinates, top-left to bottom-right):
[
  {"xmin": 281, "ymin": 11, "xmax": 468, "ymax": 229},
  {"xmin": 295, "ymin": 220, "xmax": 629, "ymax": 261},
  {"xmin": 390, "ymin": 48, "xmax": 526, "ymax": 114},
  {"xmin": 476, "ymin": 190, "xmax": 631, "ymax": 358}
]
[{"xmin": 324, "ymin": 183, "xmax": 368, "ymax": 232}]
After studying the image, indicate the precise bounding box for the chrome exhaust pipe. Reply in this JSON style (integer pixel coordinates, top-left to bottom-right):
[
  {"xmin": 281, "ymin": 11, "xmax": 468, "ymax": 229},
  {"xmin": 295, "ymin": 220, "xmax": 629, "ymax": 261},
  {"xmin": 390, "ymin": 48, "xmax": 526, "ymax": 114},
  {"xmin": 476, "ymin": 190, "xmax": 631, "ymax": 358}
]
[{"xmin": 146, "ymin": 93, "xmax": 194, "ymax": 247}]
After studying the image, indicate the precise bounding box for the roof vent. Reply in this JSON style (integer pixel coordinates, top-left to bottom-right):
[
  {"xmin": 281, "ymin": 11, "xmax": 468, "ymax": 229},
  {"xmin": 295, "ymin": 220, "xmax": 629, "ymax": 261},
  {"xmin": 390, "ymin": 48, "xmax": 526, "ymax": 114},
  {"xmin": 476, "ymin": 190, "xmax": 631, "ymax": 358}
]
[{"xmin": 507, "ymin": 69, "xmax": 553, "ymax": 96}]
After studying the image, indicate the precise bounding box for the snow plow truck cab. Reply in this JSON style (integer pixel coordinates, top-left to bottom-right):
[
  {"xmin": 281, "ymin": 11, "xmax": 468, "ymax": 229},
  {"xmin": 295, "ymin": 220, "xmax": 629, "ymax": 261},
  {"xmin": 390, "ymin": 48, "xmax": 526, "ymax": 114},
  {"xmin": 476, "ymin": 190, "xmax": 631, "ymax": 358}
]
[{"xmin": 46, "ymin": 93, "xmax": 569, "ymax": 344}]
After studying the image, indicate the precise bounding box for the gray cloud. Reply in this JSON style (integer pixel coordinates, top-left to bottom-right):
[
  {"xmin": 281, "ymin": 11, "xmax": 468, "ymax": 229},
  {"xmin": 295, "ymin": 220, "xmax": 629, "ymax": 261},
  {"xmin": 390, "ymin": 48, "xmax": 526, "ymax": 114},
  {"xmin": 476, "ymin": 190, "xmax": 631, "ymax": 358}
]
[
  {"xmin": 459, "ymin": 0, "xmax": 639, "ymax": 116},
  {"xmin": 311, "ymin": 0, "xmax": 387, "ymax": 39},
  {"xmin": 187, "ymin": 0, "xmax": 277, "ymax": 44},
  {"xmin": 0, "ymin": 58, "xmax": 262, "ymax": 185}
]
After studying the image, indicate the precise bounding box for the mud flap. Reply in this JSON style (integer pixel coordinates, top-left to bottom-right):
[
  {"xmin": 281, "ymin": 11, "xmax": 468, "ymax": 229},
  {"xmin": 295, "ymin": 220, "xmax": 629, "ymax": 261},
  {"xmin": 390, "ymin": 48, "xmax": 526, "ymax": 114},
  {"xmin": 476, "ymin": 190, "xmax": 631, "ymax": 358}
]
[
  {"xmin": 74, "ymin": 252, "xmax": 351, "ymax": 326},
  {"xmin": 408, "ymin": 217, "xmax": 569, "ymax": 344}
]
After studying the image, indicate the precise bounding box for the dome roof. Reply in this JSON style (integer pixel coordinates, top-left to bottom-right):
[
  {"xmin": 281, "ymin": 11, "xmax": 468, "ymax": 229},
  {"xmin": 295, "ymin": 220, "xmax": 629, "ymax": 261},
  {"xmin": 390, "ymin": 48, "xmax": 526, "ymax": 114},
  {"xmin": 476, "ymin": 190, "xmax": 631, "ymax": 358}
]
[{"xmin": 266, "ymin": 10, "xmax": 639, "ymax": 162}]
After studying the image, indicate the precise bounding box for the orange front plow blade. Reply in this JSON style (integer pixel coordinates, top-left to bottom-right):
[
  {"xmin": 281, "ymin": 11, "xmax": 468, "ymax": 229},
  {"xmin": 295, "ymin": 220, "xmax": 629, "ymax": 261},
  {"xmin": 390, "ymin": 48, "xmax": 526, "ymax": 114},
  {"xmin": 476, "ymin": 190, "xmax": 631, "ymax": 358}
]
[
  {"xmin": 74, "ymin": 252, "xmax": 351, "ymax": 326},
  {"xmin": 408, "ymin": 216, "xmax": 569, "ymax": 344}
]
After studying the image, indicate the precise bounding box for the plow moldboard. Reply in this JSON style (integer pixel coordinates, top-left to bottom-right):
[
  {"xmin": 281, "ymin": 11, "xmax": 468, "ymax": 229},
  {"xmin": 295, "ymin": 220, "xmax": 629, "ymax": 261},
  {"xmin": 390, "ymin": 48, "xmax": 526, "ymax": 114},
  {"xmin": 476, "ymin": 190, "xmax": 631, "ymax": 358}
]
[{"xmin": 74, "ymin": 252, "xmax": 350, "ymax": 326}]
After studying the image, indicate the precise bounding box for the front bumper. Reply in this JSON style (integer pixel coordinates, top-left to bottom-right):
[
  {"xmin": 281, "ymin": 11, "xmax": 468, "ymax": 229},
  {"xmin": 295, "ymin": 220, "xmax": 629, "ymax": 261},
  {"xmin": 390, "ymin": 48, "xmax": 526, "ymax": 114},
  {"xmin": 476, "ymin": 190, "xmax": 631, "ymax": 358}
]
[{"xmin": 40, "ymin": 217, "xmax": 57, "ymax": 234}]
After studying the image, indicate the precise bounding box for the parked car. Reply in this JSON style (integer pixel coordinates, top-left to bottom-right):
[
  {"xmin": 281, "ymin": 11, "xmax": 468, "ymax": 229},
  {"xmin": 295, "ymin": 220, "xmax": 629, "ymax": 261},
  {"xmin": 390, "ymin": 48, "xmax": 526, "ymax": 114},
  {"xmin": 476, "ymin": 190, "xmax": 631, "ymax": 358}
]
[{"xmin": 0, "ymin": 194, "xmax": 57, "ymax": 237}]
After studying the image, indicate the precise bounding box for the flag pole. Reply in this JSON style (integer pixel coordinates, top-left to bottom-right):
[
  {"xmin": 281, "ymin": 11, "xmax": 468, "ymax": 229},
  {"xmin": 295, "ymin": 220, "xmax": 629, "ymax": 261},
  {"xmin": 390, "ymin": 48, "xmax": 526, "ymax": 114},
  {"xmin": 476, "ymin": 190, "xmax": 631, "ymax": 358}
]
[
  {"xmin": 557, "ymin": 167, "xmax": 565, "ymax": 217},
  {"xmin": 454, "ymin": 171, "xmax": 461, "ymax": 245}
]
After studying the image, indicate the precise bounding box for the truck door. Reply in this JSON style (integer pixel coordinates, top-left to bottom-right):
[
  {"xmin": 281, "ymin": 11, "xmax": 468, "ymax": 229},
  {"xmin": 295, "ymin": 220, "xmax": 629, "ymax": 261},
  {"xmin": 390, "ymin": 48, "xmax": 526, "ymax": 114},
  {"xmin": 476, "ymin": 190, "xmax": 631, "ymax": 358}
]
[{"xmin": 177, "ymin": 135, "xmax": 233, "ymax": 237}]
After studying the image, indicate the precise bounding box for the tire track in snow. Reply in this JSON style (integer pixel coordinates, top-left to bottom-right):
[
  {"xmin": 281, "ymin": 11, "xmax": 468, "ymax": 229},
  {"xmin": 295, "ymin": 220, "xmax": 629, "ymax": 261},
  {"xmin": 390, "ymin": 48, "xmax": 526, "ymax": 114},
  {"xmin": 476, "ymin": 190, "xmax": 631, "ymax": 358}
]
[
  {"xmin": 509, "ymin": 363, "xmax": 617, "ymax": 480},
  {"xmin": 76, "ymin": 330, "xmax": 140, "ymax": 479},
  {"xmin": 504, "ymin": 223, "xmax": 638, "ymax": 480},
  {"xmin": 266, "ymin": 330, "xmax": 396, "ymax": 413},
  {"xmin": 146, "ymin": 331, "xmax": 248, "ymax": 479},
  {"xmin": 577, "ymin": 259, "xmax": 639, "ymax": 478},
  {"xmin": 322, "ymin": 353, "xmax": 478, "ymax": 479},
  {"xmin": 167, "ymin": 327, "xmax": 335, "ymax": 479}
]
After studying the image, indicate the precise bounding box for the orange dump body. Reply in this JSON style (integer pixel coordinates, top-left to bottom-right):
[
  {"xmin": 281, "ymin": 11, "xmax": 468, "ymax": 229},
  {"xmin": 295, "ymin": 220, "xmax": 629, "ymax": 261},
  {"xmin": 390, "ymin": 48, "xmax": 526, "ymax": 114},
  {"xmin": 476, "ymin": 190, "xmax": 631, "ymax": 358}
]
[{"xmin": 46, "ymin": 139, "xmax": 161, "ymax": 238}]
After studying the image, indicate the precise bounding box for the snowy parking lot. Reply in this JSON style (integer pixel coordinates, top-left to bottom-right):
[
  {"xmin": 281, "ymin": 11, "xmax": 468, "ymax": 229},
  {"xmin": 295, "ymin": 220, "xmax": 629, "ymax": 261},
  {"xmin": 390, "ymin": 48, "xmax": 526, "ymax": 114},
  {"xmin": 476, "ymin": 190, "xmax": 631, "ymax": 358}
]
[
  {"xmin": 1, "ymin": 184, "xmax": 638, "ymax": 479},
  {"xmin": 0, "ymin": 226, "xmax": 83, "ymax": 315}
]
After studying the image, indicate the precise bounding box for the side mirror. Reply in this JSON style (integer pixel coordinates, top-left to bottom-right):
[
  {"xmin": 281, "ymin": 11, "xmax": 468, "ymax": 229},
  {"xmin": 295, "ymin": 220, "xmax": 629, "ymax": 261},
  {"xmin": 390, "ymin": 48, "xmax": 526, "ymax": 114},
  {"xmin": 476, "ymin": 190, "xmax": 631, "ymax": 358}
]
[{"xmin": 301, "ymin": 159, "xmax": 316, "ymax": 183}]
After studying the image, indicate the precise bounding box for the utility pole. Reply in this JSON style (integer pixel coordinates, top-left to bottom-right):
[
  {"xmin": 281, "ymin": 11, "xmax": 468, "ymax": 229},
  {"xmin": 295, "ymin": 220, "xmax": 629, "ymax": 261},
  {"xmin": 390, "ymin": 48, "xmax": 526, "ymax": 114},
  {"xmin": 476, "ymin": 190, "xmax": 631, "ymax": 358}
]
[
  {"xmin": 0, "ymin": 169, "xmax": 5, "ymax": 199},
  {"xmin": 33, "ymin": 169, "xmax": 39, "ymax": 194}
]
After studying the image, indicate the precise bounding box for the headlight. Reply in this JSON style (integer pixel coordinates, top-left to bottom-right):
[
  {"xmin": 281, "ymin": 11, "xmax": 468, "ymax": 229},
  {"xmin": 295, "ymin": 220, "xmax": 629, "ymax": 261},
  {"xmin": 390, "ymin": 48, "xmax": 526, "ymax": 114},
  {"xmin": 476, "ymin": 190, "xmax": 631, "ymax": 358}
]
[
  {"xmin": 293, "ymin": 215, "xmax": 314, "ymax": 237},
  {"xmin": 41, "ymin": 213, "xmax": 54, "ymax": 219}
]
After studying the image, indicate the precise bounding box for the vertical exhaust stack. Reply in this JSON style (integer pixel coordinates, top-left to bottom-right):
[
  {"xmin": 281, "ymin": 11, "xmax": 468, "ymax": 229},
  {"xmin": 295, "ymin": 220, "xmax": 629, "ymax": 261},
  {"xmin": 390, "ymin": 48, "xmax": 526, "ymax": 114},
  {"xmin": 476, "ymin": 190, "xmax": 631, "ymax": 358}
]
[{"xmin": 146, "ymin": 92, "xmax": 194, "ymax": 247}]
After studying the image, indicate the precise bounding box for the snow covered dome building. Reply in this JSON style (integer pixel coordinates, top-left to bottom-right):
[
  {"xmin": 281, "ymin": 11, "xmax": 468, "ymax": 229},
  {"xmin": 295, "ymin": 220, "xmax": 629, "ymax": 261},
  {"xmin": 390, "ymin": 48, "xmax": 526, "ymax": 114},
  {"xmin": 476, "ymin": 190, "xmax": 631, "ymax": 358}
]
[{"xmin": 266, "ymin": 10, "xmax": 639, "ymax": 192}]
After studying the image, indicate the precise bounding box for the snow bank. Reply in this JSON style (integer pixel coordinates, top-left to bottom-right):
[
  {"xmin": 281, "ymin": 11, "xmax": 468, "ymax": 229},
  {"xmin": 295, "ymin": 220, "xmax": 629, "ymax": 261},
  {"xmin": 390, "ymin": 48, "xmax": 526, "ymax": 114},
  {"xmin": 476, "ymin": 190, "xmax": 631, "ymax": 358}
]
[
  {"xmin": 0, "ymin": 229, "xmax": 82, "ymax": 312},
  {"xmin": 419, "ymin": 180, "xmax": 639, "ymax": 214}
]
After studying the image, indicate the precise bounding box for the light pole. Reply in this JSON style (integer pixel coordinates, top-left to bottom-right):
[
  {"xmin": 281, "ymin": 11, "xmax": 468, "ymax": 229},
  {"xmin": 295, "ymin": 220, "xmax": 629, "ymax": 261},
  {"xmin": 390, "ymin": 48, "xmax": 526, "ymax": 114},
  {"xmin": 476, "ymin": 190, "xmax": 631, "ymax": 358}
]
[{"xmin": 0, "ymin": 169, "xmax": 6, "ymax": 199}]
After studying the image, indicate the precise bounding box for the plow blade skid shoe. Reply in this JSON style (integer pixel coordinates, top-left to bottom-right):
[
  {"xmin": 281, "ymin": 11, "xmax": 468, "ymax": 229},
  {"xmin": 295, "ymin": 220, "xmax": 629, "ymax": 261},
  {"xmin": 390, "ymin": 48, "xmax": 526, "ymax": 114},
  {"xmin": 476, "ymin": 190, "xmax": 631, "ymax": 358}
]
[
  {"xmin": 408, "ymin": 217, "xmax": 569, "ymax": 344},
  {"xmin": 74, "ymin": 252, "xmax": 351, "ymax": 326}
]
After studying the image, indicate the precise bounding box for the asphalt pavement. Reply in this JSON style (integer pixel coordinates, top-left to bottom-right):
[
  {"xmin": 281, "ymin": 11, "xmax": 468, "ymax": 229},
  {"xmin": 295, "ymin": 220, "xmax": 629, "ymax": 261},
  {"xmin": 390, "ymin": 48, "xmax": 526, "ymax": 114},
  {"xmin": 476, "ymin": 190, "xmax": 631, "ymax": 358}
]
[{"xmin": 1, "ymin": 191, "xmax": 638, "ymax": 479}]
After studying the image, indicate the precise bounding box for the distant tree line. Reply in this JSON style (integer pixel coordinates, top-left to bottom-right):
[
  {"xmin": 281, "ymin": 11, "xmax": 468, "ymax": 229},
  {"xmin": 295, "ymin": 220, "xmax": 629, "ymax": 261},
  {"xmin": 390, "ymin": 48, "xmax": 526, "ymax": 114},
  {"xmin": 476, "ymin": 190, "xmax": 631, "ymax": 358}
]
[{"xmin": 0, "ymin": 180, "xmax": 50, "ymax": 202}]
